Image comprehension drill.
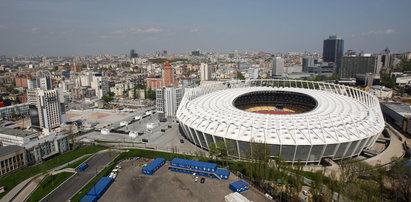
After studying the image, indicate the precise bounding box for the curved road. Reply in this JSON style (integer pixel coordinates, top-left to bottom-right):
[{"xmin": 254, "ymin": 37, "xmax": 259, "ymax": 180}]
[{"xmin": 41, "ymin": 150, "xmax": 121, "ymax": 202}]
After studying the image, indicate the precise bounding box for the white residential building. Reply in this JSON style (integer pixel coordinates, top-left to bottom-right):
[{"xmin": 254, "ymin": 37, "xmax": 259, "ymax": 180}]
[
  {"xmin": 200, "ymin": 63, "xmax": 211, "ymax": 81},
  {"xmin": 156, "ymin": 87, "xmax": 184, "ymax": 118},
  {"xmin": 272, "ymin": 57, "xmax": 284, "ymax": 78}
]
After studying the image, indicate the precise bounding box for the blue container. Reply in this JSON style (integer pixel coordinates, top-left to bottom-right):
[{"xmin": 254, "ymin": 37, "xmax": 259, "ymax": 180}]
[
  {"xmin": 78, "ymin": 163, "xmax": 89, "ymax": 172},
  {"xmin": 80, "ymin": 194, "xmax": 97, "ymax": 202},
  {"xmin": 169, "ymin": 158, "xmax": 217, "ymax": 172},
  {"xmin": 229, "ymin": 180, "xmax": 249, "ymax": 193},
  {"xmin": 142, "ymin": 158, "xmax": 166, "ymax": 175},
  {"xmin": 86, "ymin": 177, "xmax": 113, "ymax": 199},
  {"xmin": 215, "ymin": 168, "xmax": 230, "ymax": 180}
]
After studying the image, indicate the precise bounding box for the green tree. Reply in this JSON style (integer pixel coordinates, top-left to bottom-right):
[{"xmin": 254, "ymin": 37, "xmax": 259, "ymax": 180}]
[
  {"xmin": 101, "ymin": 95, "xmax": 113, "ymax": 103},
  {"xmin": 237, "ymin": 71, "xmax": 245, "ymax": 80},
  {"xmin": 380, "ymin": 70, "xmax": 395, "ymax": 88}
]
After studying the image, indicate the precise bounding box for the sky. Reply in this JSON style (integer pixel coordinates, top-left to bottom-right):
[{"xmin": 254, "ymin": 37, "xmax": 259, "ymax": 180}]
[{"xmin": 0, "ymin": 0, "xmax": 410, "ymax": 56}]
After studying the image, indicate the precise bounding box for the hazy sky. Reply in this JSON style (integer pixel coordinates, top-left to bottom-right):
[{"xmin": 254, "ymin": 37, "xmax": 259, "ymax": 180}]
[{"xmin": 0, "ymin": 0, "xmax": 410, "ymax": 56}]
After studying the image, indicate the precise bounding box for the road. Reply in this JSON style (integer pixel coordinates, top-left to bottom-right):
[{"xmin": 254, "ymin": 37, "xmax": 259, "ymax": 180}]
[{"xmin": 41, "ymin": 150, "xmax": 121, "ymax": 202}]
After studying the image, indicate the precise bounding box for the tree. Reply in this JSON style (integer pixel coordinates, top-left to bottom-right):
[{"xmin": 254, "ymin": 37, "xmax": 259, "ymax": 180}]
[
  {"xmin": 388, "ymin": 158, "xmax": 411, "ymax": 201},
  {"xmin": 101, "ymin": 95, "xmax": 113, "ymax": 103},
  {"xmin": 146, "ymin": 88, "xmax": 156, "ymax": 100},
  {"xmin": 237, "ymin": 71, "xmax": 245, "ymax": 80}
]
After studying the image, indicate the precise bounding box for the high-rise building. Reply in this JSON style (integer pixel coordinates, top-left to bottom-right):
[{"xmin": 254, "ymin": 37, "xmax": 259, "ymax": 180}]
[
  {"xmin": 91, "ymin": 73, "xmax": 109, "ymax": 99},
  {"xmin": 36, "ymin": 70, "xmax": 52, "ymax": 90},
  {"xmin": 28, "ymin": 89, "xmax": 66, "ymax": 132},
  {"xmin": 163, "ymin": 62, "xmax": 174, "ymax": 87},
  {"xmin": 191, "ymin": 50, "xmax": 200, "ymax": 56},
  {"xmin": 156, "ymin": 87, "xmax": 184, "ymax": 118},
  {"xmin": 272, "ymin": 57, "xmax": 284, "ymax": 78},
  {"xmin": 200, "ymin": 63, "xmax": 211, "ymax": 81},
  {"xmin": 302, "ymin": 58, "xmax": 318, "ymax": 73},
  {"xmin": 380, "ymin": 48, "xmax": 391, "ymax": 69},
  {"xmin": 130, "ymin": 49, "xmax": 138, "ymax": 58},
  {"xmin": 340, "ymin": 53, "xmax": 380, "ymax": 78},
  {"xmin": 323, "ymin": 35, "xmax": 344, "ymax": 72}
]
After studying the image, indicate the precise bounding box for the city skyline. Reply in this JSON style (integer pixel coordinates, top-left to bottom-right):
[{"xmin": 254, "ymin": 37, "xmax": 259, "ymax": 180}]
[{"xmin": 0, "ymin": 0, "xmax": 410, "ymax": 56}]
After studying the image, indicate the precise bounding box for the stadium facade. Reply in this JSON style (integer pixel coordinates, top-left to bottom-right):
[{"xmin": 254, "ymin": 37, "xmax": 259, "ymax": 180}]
[{"xmin": 176, "ymin": 80, "xmax": 385, "ymax": 164}]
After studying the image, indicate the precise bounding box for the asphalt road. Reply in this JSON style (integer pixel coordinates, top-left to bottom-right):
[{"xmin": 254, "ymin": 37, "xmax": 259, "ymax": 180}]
[{"xmin": 41, "ymin": 150, "xmax": 121, "ymax": 202}]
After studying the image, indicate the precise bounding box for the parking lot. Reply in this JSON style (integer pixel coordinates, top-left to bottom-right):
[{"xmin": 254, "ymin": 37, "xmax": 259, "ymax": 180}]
[
  {"xmin": 79, "ymin": 122, "xmax": 204, "ymax": 155},
  {"xmin": 100, "ymin": 159, "xmax": 270, "ymax": 202}
]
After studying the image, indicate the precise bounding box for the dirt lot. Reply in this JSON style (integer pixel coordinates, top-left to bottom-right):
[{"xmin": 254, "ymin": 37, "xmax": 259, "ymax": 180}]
[{"xmin": 100, "ymin": 159, "xmax": 270, "ymax": 202}]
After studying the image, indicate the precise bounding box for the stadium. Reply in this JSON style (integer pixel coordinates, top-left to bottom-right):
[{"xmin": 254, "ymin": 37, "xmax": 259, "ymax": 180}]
[{"xmin": 176, "ymin": 80, "xmax": 385, "ymax": 164}]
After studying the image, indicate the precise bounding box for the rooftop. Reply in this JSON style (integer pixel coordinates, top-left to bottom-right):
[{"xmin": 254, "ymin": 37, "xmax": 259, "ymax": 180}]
[
  {"xmin": 381, "ymin": 102, "xmax": 411, "ymax": 117},
  {"xmin": 0, "ymin": 145, "xmax": 24, "ymax": 157},
  {"xmin": 0, "ymin": 127, "xmax": 38, "ymax": 138}
]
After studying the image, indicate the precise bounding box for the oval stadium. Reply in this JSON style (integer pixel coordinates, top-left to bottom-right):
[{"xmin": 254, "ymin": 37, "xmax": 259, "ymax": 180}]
[{"xmin": 176, "ymin": 80, "xmax": 385, "ymax": 164}]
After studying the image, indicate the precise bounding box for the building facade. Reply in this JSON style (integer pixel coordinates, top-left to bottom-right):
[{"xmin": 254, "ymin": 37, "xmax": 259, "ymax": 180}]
[
  {"xmin": 200, "ymin": 63, "xmax": 211, "ymax": 81},
  {"xmin": 323, "ymin": 35, "xmax": 344, "ymax": 63},
  {"xmin": 156, "ymin": 87, "xmax": 184, "ymax": 118},
  {"xmin": 28, "ymin": 89, "xmax": 65, "ymax": 131},
  {"xmin": 0, "ymin": 145, "xmax": 27, "ymax": 176},
  {"xmin": 323, "ymin": 35, "xmax": 344, "ymax": 72},
  {"xmin": 340, "ymin": 55, "xmax": 380, "ymax": 78},
  {"xmin": 271, "ymin": 57, "xmax": 284, "ymax": 78}
]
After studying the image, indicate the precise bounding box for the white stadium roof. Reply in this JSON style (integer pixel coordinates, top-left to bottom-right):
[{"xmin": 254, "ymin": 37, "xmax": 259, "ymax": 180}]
[{"xmin": 177, "ymin": 84, "xmax": 384, "ymax": 146}]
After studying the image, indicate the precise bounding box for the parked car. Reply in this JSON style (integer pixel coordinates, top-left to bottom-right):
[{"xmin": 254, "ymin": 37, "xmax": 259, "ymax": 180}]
[
  {"xmin": 180, "ymin": 139, "xmax": 184, "ymax": 143},
  {"xmin": 195, "ymin": 176, "xmax": 199, "ymax": 182},
  {"xmin": 200, "ymin": 178, "xmax": 205, "ymax": 183}
]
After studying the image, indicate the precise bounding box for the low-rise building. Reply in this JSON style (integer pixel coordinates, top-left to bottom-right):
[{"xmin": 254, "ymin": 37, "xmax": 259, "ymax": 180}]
[
  {"xmin": 381, "ymin": 102, "xmax": 411, "ymax": 134},
  {"xmin": 0, "ymin": 127, "xmax": 38, "ymax": 146},
  {"xmin": 370, "ymin": 85, "xmax": 393, "ymax": 99},
  {"xmin": 0, "ymin": 127, "xmax": 70, "ymax": 165},
  {"xmin": 0, "ymin": 145, "xmax": 27, "ymax": 176},
  {"xmin": 0, "ymin": 103, "xmax": 30, "ymax": 120}
]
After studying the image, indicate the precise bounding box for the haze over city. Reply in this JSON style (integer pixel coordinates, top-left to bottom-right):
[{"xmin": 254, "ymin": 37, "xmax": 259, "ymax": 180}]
[{"xmin": 0, "ymin": 0, "xmax": 410, "ymax": 56}]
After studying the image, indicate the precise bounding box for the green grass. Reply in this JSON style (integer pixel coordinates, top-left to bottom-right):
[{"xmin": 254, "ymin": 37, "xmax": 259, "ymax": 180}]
[
  {"xmin": 26, "ymin": 172, "xmax": 74, "ymax": 202},
  {"xmin": 0, "ymin": 145, "xmax": 106, "ymax": 199},
  {"xmin": 64, "ymin": 155, "xmax": 91, "ymax": 169}
]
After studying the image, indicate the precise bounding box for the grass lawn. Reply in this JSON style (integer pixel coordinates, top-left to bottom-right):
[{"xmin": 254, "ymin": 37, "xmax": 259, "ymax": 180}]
[
  {"xmin": 0, "ymin": 145, "xmax": 106, "ymax": 199},
  {"xmin": 26, "ymin": 172, "xmax": 74, "ymax": 202}
]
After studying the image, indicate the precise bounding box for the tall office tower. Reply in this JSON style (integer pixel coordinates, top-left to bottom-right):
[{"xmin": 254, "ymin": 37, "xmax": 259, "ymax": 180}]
[
  {"xmin": 191, "ymin": 50, "xmax": 200, "ymax": 56},
  {"xmin": 272, "ymin": 57, "xmax": 284, "ymax": 78},
  {"xmin": 323, "ymin": 35, "xmax": 344, "ymax": 73},
  {"xmin": 200, "ymin": 63, "xmax": 211, "ymax": 81},
  {"xmin": 130, "ymin": 49, "xmax": 138, "ymax": 58},
  {"xmin": 163, "ymin": 62, "xmax": 174, "ymax": 87},
  {"xmin": 156, "ymin": 87, "xmax": 184, "ymax": 118},
  {"xmin": 28, "ymin": 89, "xmax": 65, "ymax": 132},
  {"xmin": 91, "ymin": 73, "xmax": 109, "ymax": 99},
  {"xmin": 36, "ymin": 70, "xmax": 53, "ymax": 90}
]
